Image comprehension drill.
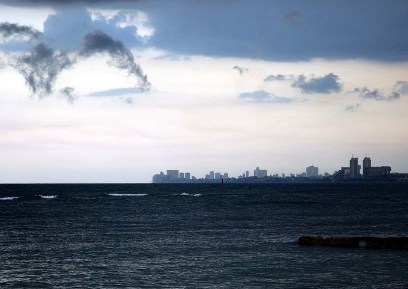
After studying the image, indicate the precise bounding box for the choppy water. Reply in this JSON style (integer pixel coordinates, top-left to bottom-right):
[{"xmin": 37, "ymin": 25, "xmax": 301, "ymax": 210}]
[{"xmin": 0, "ymin": 183, "xmax": 407, "ymax": 288}]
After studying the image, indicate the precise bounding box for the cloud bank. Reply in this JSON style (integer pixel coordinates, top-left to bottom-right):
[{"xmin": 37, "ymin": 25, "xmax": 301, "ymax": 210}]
[{"xmin": 1, "ymin": 1, "xmax": 408, "ymax": 61}]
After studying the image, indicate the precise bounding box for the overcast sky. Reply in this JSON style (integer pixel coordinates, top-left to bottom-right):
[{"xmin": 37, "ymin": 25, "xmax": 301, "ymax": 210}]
[{"xmin": 0, "ymin": 0, "xmax": 407, "ymax": 183}]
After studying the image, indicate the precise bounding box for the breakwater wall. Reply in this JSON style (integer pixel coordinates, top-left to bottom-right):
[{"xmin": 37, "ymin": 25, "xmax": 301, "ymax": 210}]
[{"xmin": 298, "ymin": 235, "xmax": 408, "ymax": 250}]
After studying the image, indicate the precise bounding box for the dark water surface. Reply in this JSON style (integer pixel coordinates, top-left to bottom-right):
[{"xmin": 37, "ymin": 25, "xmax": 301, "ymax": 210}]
[{"xmin": 0, "ymin": 183, "xmax": 407, "ymax": 288}]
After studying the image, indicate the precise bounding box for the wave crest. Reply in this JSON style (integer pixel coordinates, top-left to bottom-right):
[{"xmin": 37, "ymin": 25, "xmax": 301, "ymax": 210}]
[
  {"xmin": 39, "ymin": 195, "xmax": 57, "ymax": 199},
  {"xmin": 0, "ymin": 197, "xmax": 19, "ymax": 201},
  {"xmin": 180, "ymin": 193, "xmax": 202, "ymax": 197}
]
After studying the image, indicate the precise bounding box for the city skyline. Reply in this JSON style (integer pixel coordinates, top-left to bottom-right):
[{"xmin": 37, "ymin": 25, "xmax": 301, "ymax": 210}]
[
  {"xmin": 0, "ymin": 1, "xmax": 407, "ymax": 183},
  {"xmin": 152, "ymin": 154, "xmax": 400, "ymax": 183}
]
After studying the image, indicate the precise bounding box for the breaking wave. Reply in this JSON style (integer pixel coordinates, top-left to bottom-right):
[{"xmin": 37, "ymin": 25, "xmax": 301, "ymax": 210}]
[
  {"xmin": 180, "ymin": 193, "xmax": 202, "ymax": 197},
  {"xmin": 39, "ymin": 195, "xmax": 57, "ymax": 199},
  {"xmin": 0, "ymin": 196, "xmax": 19, "ymax": 201},
  {"xmin": 108, "ymin": 193, "xmax": 148, "ymax": 197}
]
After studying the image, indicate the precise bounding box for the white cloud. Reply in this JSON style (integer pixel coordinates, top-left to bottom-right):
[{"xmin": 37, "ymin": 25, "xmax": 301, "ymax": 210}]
[{"xmin": 88, "ymin": 8, "xmax": 155, "ymax": 41}]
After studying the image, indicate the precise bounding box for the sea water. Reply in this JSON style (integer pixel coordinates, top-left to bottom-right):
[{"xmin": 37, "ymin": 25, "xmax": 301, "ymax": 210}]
[{"xmin": 0, "ymin": 183, "xmax": 407, "ymax": 288}]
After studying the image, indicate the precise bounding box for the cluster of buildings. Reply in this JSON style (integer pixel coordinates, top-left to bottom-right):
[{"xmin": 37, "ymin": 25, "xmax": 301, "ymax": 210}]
[
  {"xmin": 152, "ymin": 170, "xmax": 193, "ymax": 183},
  {"xmin": 151, "ymin": 155, "xmax": 405, "ymax": 183},
  {"xmin": 152, "ymin": 166, "xmax": 324, "ymax": 183},
  {"xmin": 333, "ymin": 156, "xmax": 391, "ymax": 180}
]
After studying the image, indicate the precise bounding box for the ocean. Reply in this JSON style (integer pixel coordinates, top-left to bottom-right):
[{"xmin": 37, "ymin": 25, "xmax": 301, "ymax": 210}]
[{"xmin": 0, "ymin": 183, "xmax": 407, "ymax": 288}]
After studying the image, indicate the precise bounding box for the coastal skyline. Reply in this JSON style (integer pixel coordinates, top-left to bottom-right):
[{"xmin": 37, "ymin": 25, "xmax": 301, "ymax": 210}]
[
  {"xmin": 151, "ymin": 154, "xmax": 402, "ymax": 183},
  {"xmin": 0, "ymin": 0, "xmax": 407, "ymax": 183}
]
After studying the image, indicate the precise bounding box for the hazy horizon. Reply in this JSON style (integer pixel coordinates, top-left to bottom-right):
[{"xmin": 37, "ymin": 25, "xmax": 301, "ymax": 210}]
[{"xmin": 1, "ymin": 0, "xmax": 407, "ymax": 183}]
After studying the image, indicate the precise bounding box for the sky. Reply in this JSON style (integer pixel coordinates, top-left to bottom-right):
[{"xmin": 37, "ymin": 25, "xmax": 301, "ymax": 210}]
[{"xmin": 0, "ymin": 0, "xmax": 407, "ymax": 183}]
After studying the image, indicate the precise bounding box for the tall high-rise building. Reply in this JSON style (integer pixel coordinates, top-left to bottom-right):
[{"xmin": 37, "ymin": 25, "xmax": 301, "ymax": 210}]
[
  {"xmin": 185, "ymin": 172, "xmax": 191, "ymax": 180},
  {"xmin": 306, "ymin": 165, "xmax": 319, "ymax": 177},
  {"xmin": 363, "ymin": 157, "xmax": 371, "ymax": 177},
  {"xmin": 245, "ymin": 171, "xmax": 249, "ymax": 178},
  {"xmin": 209, "ymin": 171, "xmax": 215, "ymax": 179},
  {"xmin": 350, "ymin": 157, "xmax": 360, "ymax": 178}
]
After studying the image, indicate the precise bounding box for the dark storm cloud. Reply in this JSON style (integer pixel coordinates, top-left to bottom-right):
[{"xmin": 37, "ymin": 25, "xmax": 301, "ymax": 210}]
[
  {"xmin": 13, "ymin": 43, "xmax": 76, "ymax": 96},
  {"xmin": 233, "ymin": 66, "xmax": 248, "ymax": 75},
  {"xmin": 142, "ymin": 0, "xmax": 408, "ymax": 61},
  {"xmin": 0, "ymin": 22, "xmax": 42, "ymax": 40},
  {"xmin": 80, "ymin": 30, "xmax": 150, "ymax": 90},
  {"xmin": 353, "ymin": 87, "xmax": 400, "ymax": 102},
  {"xmin": 291, "ymin": 73, "xmax": 342, "ymax": 94},
  {"xmin": 264, "ymin": 74, "xmax": 287, "ymax": 82},
  {"xmin": 2, "ymin": 0, "xmax": 407, "ymax": 61},
  {"xmin": 239, "ymin": 90, "xmax": 292, "ymax": 104},
  {"xmin": 3, "ymin": 26, "xmax": 149, "ymax": 96}
]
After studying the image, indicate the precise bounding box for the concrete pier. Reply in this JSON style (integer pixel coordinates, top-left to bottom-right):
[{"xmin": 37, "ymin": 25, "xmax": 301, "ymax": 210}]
[{"xmin": 298, "ymin": 235, "xmax": 408, "ymax": 250}]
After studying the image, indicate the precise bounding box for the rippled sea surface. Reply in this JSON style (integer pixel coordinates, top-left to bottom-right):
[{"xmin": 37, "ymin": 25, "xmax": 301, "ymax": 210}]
[{"xmin": 0, "ymin": 183, "xmax": 407, "ymax": 288}]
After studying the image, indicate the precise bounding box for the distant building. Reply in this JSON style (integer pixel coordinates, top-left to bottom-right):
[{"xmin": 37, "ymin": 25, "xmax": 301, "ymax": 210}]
[
  {"xmin": 223, "ymin": 173, "xmax": 229, "ymax": 179},
  {"xmin": 152, "ymin": 171, "xmax": 166, "ymax": 183},
  {"xmin": 185, "ymin": 172, "xmax": 191, "ymax": 180},
  {"xmin": 350, "ymin": 157, "xmax": 360, "ymax": 178},
  {"xmin": 209, "ymin": 171, "xmax": 215, "ymax": 180},
  {"xmin": 363, "ymin": 156, "xmax": 391, "ymax": 178},
  {"xmin": 215, "ymin": 172, "xmax": 221, "ymax": 179},
  {"xmin": 306, "ymin": 165, "xmax": 319, "ymax": 177},
  {"xmin": 245, "ymin": 171, "xmax": 249, "ymax": 178},
  {"xmin": 179, "ymin": 172, "xmax": 185, "ymax": 179},
  {"xmin": 332, "ymin": 156, "xmax": 392, "ymax": 181},
  {"xmin": 167, "ymin": 170, "xmax": 179, "ymax": 180},
  {"xmin": 254, "ymin": 167, "xmax": 267, "ymax": 178},
  {"xmin": 363, "ymin": 157, "xmax": 371, "ymax": 177},
  {"xmin": 365, "ymin": 166, "xmax": 392, "ymax": 177}
]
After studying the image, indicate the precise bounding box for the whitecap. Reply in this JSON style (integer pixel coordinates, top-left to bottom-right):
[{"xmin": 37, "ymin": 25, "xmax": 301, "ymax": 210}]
[
  {"xmin": 0, "ymin": 196, "xmax": 19, "ymax": 201},
  {"xmin": 179, "ymin": 193, "xmax": 201, "ymax": 197},
  {"xmin": 39, "ymin": 195, "xmax": 57, "ymax": 199},
  {"xmin": 108, "ymin": 193, "xmax": 148, "ymax": 197}
]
